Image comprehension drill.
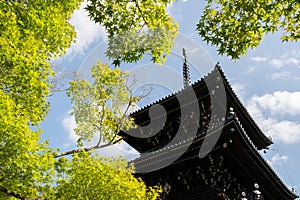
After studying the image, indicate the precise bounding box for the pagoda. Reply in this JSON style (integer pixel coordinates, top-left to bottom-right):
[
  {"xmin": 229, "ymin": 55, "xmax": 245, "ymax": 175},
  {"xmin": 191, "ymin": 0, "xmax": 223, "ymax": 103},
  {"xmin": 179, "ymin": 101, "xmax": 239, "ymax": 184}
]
[{"xmin": 119, "ymin": 53, "xmax": 298, "ymax": 199}]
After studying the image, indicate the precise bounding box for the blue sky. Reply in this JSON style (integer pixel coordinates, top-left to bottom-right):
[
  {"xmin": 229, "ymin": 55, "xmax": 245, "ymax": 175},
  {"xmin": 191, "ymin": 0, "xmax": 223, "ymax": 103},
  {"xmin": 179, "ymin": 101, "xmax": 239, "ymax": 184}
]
[{"xmin": 41, "ymin": 0, "xmax": 300, "ymax": 197}]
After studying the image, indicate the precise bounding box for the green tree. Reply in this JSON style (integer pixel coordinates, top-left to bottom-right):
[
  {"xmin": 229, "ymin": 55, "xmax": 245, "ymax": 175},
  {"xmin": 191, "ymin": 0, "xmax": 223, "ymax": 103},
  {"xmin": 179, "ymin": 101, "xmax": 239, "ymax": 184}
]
[
  {"xmin": 86, "ymin": 0, "xmax": 299, "ymax": 61},
  {"xmin": 0, "ymin": 90, "xmax": 56, "ymax": 199},
  {"xmin": 53, "ymin": 62, "xmax": 160, "ymax": 200},
  {"xmin": 55, "ymin": 61, "xmax": 141, "ymax": 157},
  {"xmin": 55, "ymin": 153, "xmax": 161, "ymax": 200},
  {"xmin": 197, "ymin": 0, "xmax": 300, "ymax": 59},
  {"xmin": 0, "ymin": 60, "xmax": 160, "ymax": 199},
  {"xmin": 0, "ymin": 0, "xmax": 83, "ymax": 125},
  {"xmin": 68, "ymin": 62, "xmax": 136, "ymax": 144},
  {"xmin": 0, "ymin": 1, "xmax": 160, "ymax": 199},
  {"xmin": 3, "ymin": 0, "xmax": 298, "ymax": 199},
  {"xmin": 86, "ymin": 0, "xmax": 178, "ymax": 65},
  {"xmin": 0, "ymin": 0, "xmax": 82, "ymax": 198}
]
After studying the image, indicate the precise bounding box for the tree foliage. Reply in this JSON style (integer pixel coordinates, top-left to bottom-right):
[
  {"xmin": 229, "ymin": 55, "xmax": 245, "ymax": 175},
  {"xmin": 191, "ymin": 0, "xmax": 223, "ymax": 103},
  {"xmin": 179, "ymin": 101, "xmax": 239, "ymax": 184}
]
[
  {"xmin": 0, "ymin": 0, "xmax": 81, "ymax": 198},
  {"xmin": 68, "ymin": 61, "xmax": 138, "ymax": 146},
  {"xmin": 0, "ymin": 60, "xmax": 160, "ymax": 199},
  {"xmin": 86, "ymin": 0, "xmax": 178, "ymax": 65},
  {"xmin": 1, "ymin": 0, "xmax": 299, "ymax": 199},
  {"xmin": 85, "ymin": 0, "xmax": 299, "ymax": 61},
  {"xmin": 0, "ymin": 0, "xmax": 82, "ymax": 125},
  {"xmin": 0, "ymin": 90, "xmax": 56, "ymax": 199},
  {"xmin": 0, "ymin": 0, "xmax": 160, "ymax": 199},
  {"xmin": 55, "ymin": 152, "xmax": 161, "ymax": 200},
  {"xmin": 197, "ymin": 0, "xmax": 300, "ymax": 59}
]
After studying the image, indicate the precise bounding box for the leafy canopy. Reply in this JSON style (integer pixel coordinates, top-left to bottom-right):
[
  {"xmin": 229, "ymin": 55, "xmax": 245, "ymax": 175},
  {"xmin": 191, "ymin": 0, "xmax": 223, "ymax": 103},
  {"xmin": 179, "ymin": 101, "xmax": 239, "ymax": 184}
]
[
  {"xmin": 68, "ymin": 61, "xmax": 138, "ymax": 145},
  {"xmin": 86, "ymin": 0, "xmax": 299, "ymax": 61},
  {"xmin": 0, "ymin": 0, "xmax": 82, "ymax": 198},
  {"xmin": 86, "ymin": 0, "xmax": 178, "ymax": 65},
  {"xmin": 0, "ymin": 0, "xmax": 82, "ymax": 125},
  {"xmin": 2, "ymin": 0, "xmax": 299, "ymax": 199},
  {"xmin": 55, "ymin": 152, "xmax": 161, "ymax": 200},
  {"xmin": 197, "ymin": 0, "xmax": 300, "ymax": 59},
  {"xmin": 0, "ymin": 90, "xmax": 56, "ymax": 199},
  {"xmin": 1, "ymin": 0, "xmax": 161, "ymax": 199}
]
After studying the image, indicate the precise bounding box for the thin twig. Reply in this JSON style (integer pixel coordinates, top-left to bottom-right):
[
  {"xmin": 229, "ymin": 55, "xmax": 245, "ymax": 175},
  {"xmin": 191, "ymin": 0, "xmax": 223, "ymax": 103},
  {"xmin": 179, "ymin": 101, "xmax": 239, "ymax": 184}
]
[
  {"xmin": 134, "ymin": 0, "xmax": 149, "ymax": 26},
  {"xmin": 0, "ymin": 186, "xmax": 43, "ymax": 200},
  {"xmin": 54, "ymin": 138, "xmax": 123, "ymax": 158},
  {"xmin": 54, "ymin": 146, "xmax": 94, "ymax": 158}
]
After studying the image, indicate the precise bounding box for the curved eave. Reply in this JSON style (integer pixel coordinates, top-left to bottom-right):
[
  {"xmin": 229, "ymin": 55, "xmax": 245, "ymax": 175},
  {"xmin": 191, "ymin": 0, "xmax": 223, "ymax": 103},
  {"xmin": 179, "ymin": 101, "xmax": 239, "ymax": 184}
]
[
  {"xmin": 229, "ymin": 119, "xmax": 298, "ymax": 200},
  {"xmin": 217, "ymin": 66, "xmax": 273, "ymax": 149},
  {"xmin": 120, "ymin": 93, "xmax": 182, "ymax": 153},
  {"xmin": 132, "ymin": 123, "xmax": 226, "ymax": 173},
  {"xmin": 122, "ymin": 68, "xmax": 218, "ymax": 152},
  {"xmin": 122, "ymin": 66, "xmax": 273, "ymax": 152}
]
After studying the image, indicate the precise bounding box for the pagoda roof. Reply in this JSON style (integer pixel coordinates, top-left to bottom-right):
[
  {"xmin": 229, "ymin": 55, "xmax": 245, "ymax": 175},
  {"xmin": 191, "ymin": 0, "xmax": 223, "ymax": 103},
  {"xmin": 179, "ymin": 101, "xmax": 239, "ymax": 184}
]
[
  {"xmin": 120, "ymin": 65, "xmax": 272, "ymax": 152},
  {"xmin": 216, "ymin": 66, "xmax": 272, "ymax": 149},
  {"xmin": 119, "ymin": 65, "xmax": 297, "ymax": 199}
]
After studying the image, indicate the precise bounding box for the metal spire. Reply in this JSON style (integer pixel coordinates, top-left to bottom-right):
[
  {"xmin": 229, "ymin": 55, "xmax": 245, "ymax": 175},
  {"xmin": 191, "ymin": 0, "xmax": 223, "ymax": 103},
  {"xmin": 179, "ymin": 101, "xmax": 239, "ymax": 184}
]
[{"xmin": 183, "ymin": 48, "xmax": 191, "ymax": 88}]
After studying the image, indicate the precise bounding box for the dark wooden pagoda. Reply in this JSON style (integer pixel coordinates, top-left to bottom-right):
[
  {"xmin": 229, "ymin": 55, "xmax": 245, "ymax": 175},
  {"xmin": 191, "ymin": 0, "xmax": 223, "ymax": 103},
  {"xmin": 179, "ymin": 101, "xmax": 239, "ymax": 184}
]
[{"xmin": 119, "ymin": 60, "xmax": 298, "ymax": 199}]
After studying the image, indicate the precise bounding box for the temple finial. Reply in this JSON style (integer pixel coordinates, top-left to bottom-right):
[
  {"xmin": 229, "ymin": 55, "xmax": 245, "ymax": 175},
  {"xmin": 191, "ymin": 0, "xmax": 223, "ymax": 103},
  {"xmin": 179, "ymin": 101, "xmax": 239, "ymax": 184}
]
[
  {"xmin": 215, "ymin": 62, "xmax": 221, "ymax": 69},
  {"xmin": 183, "ymin": 48, "xmax": 191, "ymax": 88}
]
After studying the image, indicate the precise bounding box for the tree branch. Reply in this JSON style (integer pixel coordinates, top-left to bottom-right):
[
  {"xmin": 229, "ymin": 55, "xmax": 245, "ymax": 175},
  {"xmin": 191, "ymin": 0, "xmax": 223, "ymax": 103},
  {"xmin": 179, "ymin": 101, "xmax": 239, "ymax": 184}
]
[
  {"xmin": 108, "ymin": 79, "xmax": 152, "ymax": 143},
  {"xmin": 54, "ymin": 146, "xmax": 94, "ymax": 158},
  {"xmin": 95, "ymin": 103, "xmax": 106, "ymax": 147},
  {"xmin": 0, "ymin": 186, "xmax": 25, "ymax": 200},
  {"xmin": 97, "ymin": 138, "xmax": 122, "ymax": 148},
  {"xmin": 0, "ymin": 185, "xmax": 43, "ymax": 200},
  {"xmin": 54, "ymin": 138, "xmax": 123, "ymax": 158},
  {"xmin": 109, "ymin": 99, "xmax": 132, "ymax": 143},
  {"xmin": 134, "ymin": 0, "xmax": 149, "ymax": 26}
]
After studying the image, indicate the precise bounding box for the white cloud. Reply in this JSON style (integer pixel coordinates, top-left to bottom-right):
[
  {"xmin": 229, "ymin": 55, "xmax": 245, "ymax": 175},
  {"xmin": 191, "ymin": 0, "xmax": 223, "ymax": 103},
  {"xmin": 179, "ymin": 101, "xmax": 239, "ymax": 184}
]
[
  {"xmin": 65, "ymin": 1, "xmax": 107, "ymax": 59},
  {"xmin": 61, "ymin": 110, "xmax": 139, "ymax": 160},
  {"xmin": 246, "ymin": 91, "xmax": 300, "ymax": 145},
  {"xmin": 245, "ymin": 66, "xmax": 256, "ymax": 74},
  {"xmin": 263, "ymin": 119, "xmax": 300, "ymax": 144},
  {"xmin": 250, "ymin": 56, "xmax": 267, "ymax": 63},
  {"xmin": 96, "ymin": 141, "xmax": 139, "ymax": 161},
  {"xmin": 250, "ymin": 91, "xmax": 300, "ymax": 116},
  {"xmin": 269, "ymin": 57, "xmax": 299, "ymax": 68},
  {"xmin": 250, "ymin": 54, "xmax": 300, "ymax": 68},
  {"xmin": 269, "ymin": 154, "xmax": 289, "ymax": 166},
  {"xmin": 269, "ymin": 71, "xmax": 291, "ymax": 80},
  {"xmin": 62, "ymin": 111, "xmax": 78, "ymax": 148}
]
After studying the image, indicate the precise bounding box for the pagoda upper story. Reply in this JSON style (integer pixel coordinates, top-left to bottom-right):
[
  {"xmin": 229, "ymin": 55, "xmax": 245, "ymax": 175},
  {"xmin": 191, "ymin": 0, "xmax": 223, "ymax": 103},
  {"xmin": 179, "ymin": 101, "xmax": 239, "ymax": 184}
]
[
  {"xmin": 120, "ymin": 65, "xmax": 272, "ymax": 153},
  {"xmin": 119, "ymin": 64, "xmax": 297, "ymax": 200}
]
